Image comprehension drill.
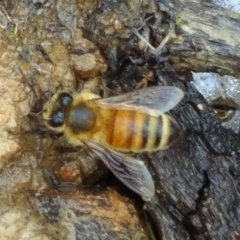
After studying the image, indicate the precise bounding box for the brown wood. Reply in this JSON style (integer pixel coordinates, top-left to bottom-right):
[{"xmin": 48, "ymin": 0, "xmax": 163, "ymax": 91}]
[
  {"xmin": 29, "ymin": 188, "xmax": 148, "ymax": 240},
  {"xmin": 158, "ymin": 0, "xmax": 240, "ymax": 77},
  {"xmin": 82, "ymin": 1, "xmax": 240, "ymax": 238},
  {"xmin": 0, "ymin": 0, "xmax": 240, "ymax": 239}
]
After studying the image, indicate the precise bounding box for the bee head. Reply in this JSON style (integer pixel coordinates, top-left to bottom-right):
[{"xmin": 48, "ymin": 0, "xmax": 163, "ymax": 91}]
[{"xmin": 43, "ymin": 92, "xmax": 73, "ymax": 132}]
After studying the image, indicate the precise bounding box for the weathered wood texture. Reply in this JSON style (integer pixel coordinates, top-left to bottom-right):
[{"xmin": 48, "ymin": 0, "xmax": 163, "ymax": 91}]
[
  {"xmin": 29, "ymin": 188, "xmax": 148, "ymax": 240},
  {"xmin": 81, "ymin": 0, "xmax": 240, "ymax": 238},
  {"xmin": 157, "ymin": 0, "xmax": 240, "ymax": 77},
  {"xmin": 1, "ymin": 0, "xmax": 239, "ymax": 239},
  {"xmin": 143, "ymin": 67, "xmax": 240, "ymax": 239}
]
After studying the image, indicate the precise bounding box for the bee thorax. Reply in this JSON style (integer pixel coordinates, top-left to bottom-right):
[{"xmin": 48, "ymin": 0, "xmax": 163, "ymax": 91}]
[{"xmin": 66, "ymin": 103, "xmax": 97, "ymax": 133}]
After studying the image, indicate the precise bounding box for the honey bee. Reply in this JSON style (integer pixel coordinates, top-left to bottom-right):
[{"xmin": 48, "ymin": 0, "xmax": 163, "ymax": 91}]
[{"xmin": 43, "ymin": 86, "xmax": 184, "ymax": 201}]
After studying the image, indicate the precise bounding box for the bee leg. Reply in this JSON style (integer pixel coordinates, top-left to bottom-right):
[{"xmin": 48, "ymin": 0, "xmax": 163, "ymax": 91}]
[
  {"xmin": 135, "ymin": 71, "xmax": 154, "ymax": 89},
  {"xmin": 100, "ymin": 77, "xmax": 109, "ymax": 98}
]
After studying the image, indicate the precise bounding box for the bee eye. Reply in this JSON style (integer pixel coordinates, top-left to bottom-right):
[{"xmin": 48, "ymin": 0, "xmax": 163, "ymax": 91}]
[
  {"xmin": 59, "ymin": 93, "xmax": 73, "ymax": 107},
  {"xmin": 49, "ymin": 111, "xmax": 65, "ymax": 128}
]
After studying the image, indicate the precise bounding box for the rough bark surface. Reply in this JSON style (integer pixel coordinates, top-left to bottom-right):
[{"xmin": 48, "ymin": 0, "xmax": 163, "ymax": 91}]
[
  {"xmin": 29, "ymin": 188, "xmax": 148, "ymax": 240},
  {"xmin": 143, "ymin": 67, "xmax": 240, "ymax": 239},
  {"xmin": 0, "ymin": 0, "xmax": 239, "ymax": 239},
  {"xmin": 81, "ymin": 0, "xmax": 240, "ymax": 238},
  {"xmin": 157, "ymin": 0, "xmax": 240, "ymax": 77}
]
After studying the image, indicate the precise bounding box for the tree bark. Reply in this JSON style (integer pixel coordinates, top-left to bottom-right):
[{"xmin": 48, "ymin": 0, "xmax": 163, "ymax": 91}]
[
  {"xmin": 157, "ymin": 0, "xmax": 240, "ymax": 77},
  {"xmin": 29, "ymin": 188, "xmax": 148, "ymax": 240},
  {"xmin": 82, "ymin": 0, "xmax": 240, "ymax": 238},
  {"xmin": 143, "ymin": 66, "xmax": 240, "ymax": 239},
  {"xmin": 1, "ymin": 0, "xmax": 240, "ymax": 239}
]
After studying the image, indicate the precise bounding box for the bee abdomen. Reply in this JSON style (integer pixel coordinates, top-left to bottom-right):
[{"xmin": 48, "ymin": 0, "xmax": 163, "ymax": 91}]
[
  {"xmin": 106, "ymin": 110, "xmax": 179, "ymax": 151},
  {"xmin": 106, "ymin": 110, "xmax": 148, "ymax": 151},
  {"xmin": 150, "ymin": 114, "xmax": 180, "ymax": 150}
]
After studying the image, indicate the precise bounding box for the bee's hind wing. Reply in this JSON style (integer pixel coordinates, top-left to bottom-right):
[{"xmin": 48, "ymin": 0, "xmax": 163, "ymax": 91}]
[
  {"xmin": 95, "ymin": 86, "xmax": 184, "ymax": 116},
  {"xmin": 84, "ymin": 140, "xmax": 155, "ymax": 201}
]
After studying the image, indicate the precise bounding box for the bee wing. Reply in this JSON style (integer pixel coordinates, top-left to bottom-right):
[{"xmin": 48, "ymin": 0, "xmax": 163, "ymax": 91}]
[
  {"xmin": 84, "ymin": 140, "xmax": 155, "ymax": 201},
  {"xmin": 95, "ymin": 86, "xmax": 184, "ymax": 116}
]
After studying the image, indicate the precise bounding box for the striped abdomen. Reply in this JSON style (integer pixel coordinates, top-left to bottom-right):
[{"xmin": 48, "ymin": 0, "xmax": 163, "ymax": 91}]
[{"xmin": 105, "ymin": 109, "xmax": 180, "ymax": 152}]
